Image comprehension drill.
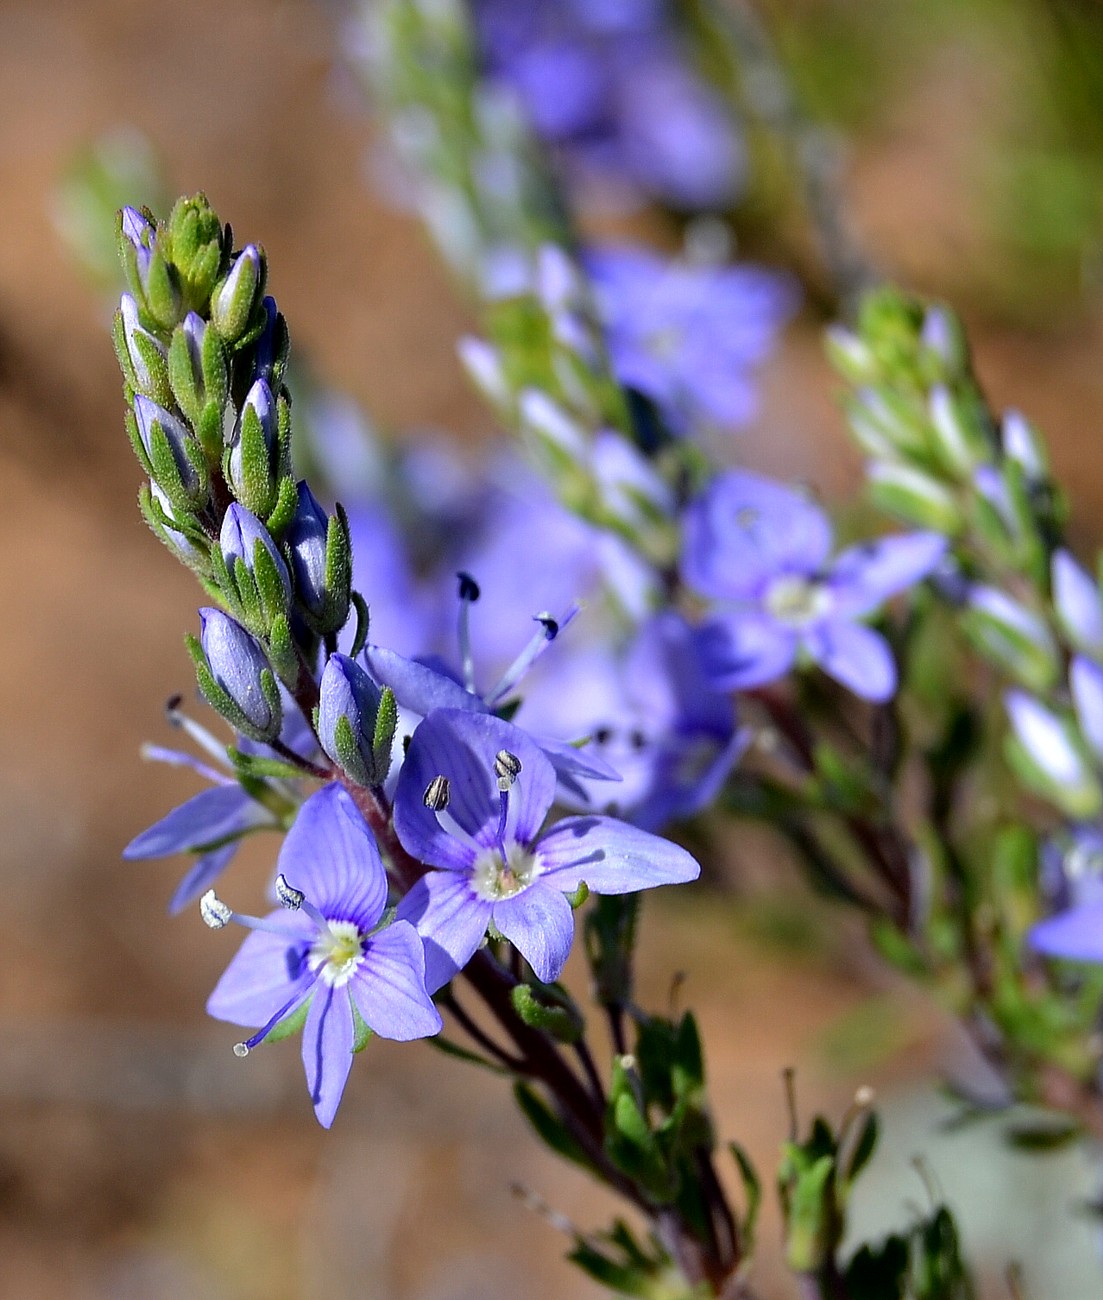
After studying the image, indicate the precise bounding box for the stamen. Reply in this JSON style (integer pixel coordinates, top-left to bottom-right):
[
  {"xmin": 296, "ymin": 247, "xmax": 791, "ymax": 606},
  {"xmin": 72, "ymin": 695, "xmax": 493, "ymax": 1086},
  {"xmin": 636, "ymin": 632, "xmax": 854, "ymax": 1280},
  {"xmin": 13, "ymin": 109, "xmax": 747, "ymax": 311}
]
[
  {"xmin": 200, "ymin": 890, "xmax": 232, "ymax": 929},
  {"xmin": 456, "ymin": 571, "xmax": 480, "ymax": 693},
  {"xmin": 275, "ymin": 874, "xmax": 304, "ymax": 910},
  {"xmin": 424, "ymin": 775, "xmax": 451, "ymax": 811},
  {"xmin": 486, "ymin": 606, "xmax": 580, "ymax": 706},
  {"xmin": 232, "ymin": 984, "xmax": 314, "ymax": 1057},
  {"xmin": 494, "ymin": 749, "xmax": 522, "ymax": 790},
  {"xmin": 165, "ymin": 695, "xmax": 233, "ymax": 769},
  {"xmin": 200, "ymin": 888, "xmax": 311, "ymax": 940}
]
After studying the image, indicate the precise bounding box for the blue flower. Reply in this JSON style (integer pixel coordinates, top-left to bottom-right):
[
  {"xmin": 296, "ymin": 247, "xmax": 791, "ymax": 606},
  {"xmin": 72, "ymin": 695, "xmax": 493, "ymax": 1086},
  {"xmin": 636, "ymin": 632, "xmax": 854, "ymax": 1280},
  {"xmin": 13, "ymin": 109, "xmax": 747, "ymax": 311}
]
[
  {"xmin": 586, "ymin": 245, "xmax": 796, "ymax": 435},
  {"xmin": 393, "ymin": 709, "xmax": 699, "ymax": 989},
  {"xmin": 205, "ymin": 784, "xmax": 442, "ymax": 1127},
  {"xmin": 683, "ymin": 470, "xmax": 946, "ymax": 702}
]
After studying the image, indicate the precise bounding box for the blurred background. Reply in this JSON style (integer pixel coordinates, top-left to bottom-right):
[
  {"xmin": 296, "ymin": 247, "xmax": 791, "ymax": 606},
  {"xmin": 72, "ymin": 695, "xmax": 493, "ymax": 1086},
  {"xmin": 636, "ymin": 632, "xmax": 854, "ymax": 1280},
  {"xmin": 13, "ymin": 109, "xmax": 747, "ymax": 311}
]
[{"xmin": 5, "ymin": 0, "xmax": 1103, "ymax": 1296}]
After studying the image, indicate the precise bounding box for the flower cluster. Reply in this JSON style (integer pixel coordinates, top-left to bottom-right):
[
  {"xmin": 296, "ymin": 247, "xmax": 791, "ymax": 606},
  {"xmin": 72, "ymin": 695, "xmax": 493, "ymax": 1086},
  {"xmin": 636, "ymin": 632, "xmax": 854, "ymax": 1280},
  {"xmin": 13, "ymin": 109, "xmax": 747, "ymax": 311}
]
[{"xmin": 118, "ymin": 196, "xmax": 706, "ymax": 1125}]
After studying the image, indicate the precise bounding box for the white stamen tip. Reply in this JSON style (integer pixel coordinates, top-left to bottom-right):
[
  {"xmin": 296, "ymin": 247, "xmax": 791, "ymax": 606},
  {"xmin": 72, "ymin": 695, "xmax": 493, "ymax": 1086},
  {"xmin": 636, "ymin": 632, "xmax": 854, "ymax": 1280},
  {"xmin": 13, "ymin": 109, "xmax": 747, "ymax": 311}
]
[
  {"xmin": 274, "ymin": 874, "xmax": 304, "ymax": 910},
  {"xmin": 232, "ymin": 1042, "xmax": 250, "ymax": 1058},
  {"xmin": 424, "ymin": 774, "xmax": 451, "ymax": 811},
  {"xmin": 200, "ymin": 890, "xmax": 232, "ymax": 929}
]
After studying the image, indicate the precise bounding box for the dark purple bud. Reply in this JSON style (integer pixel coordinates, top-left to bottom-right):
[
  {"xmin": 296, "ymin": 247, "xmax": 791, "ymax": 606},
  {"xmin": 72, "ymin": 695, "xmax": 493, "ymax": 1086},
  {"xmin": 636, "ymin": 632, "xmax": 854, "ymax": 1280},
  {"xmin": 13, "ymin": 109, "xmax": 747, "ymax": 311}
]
[
  {"xmin": 220, "ymin": 503, "xmax": 291, "ymax": 605},
  {"xmin": 199, "ymin": 608, "xmax": 279, "ymax": 738}
]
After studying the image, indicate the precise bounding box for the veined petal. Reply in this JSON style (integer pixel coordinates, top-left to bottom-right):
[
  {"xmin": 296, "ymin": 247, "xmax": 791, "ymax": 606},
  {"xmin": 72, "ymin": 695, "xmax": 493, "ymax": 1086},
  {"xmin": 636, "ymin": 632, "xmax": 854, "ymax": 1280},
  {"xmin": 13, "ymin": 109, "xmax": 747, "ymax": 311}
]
[
  {"xmin": 695, "ymin": 613, "xmax": 797, "ymax": 691},
  {"xmin": 394, "ymin": 710, "xmax": 556, "ymax": 865},
  {"xmin": 124, "ymin": 785, "xmax": 270, "ymax": 859},
  {"xmin": 352, "ymin": 921, "xmax": 443, "ymax": 1040},
  {"xmin": 277, "ymin": 785, "xmax": 388, "ymax": 928},
  {"xmin": 1029, "ymin": 900, "xmax": 1103, "ymax": 963},
  {"xmin": 492, "ymin": 885, "xmax": 575, "ymax": 983},
  {"xmin": 302, "ymin": 984, "xmax": 355, "ymax": 1128},
  {"xmin": 396, "ymin": 872, "xmax": 493, "ymax": 992},
  {"xmin": 363, "ymin": 644, "xmax": 486, "ymax": 716},
  {"xmin": 828, "ymin": 532, "xmax": 946, "ymax": 617},
  {"xmin": 536, "ymin": 734, "xmax": 622, "ymax": 784},
  {"xmin": 206, "ymin": 925, "xmax": 314, "ymax": 1028},
  {"xmin": 536, "ymin": 816, "xmax": 700, "ymax": 893},
  {"xmin": 804, "ymin": 620, "xmax": 896, "ymax": 702},
  {"xmin": 168, "ymin": 842, "xmax": 239, "ymax": 915}
]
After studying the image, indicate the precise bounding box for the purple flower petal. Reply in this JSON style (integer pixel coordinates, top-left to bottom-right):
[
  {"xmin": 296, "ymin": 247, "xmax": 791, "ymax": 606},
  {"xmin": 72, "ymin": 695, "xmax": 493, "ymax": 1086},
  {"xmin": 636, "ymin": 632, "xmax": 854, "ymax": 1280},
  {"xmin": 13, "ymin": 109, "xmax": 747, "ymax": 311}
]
[
  {"xmin": 124, "ymin": 785, "xmax": 270, "ymax": 859},
  {"xmin": 141, "ymin": 744, "xmax": 232, "ymax": 787},
  {"xmin": 695, "ymin": 613, "xmax": 797, "ymax": 690},
  {"xmin": 828, "ymin": 532, "xmax": 946, "ymax": 617},
  {"xmin": 536, "ymin": 815, "xmax": 700, "ymax": 893},
  {"xmin": 394, "ymin": 710, "xmax": 557, "ymax": 866},
  {"xmin": 206, "ymin": 925, "xmax": 314, "ymax": 1028},
  {"xmin": 168, "ymin": 842, "xmax": 239, "ymax": 915},
  {"xmin": 302, "ymin": 984, "xmax": 355, "ymax": 1128},
  {"xmin": 397, "ymin": 872, "xmax": 494, "ymax": 991},
  {"xmin": 804, "ymin": 620, "xmax": 896, "ymax": 702},
  {"xmin": 492, "ymin": 884, "xmax": 575, "ymax": 982},
  {"xmin": 351, "ymin": 920, "xmax": 443, "ymax": 1040},
  {"xmin": 363, "ymin": 645, "xmax": 486, "ymax": 717},
  {"xmin": 1029, "ymin": 900, "xmax": 1103, "ymax": 962},
  {"xmin": 277, "ymin": 785, "xmax": 388, "ymax": 928},
  {"xmin": 535, "ymin": 734, "xmax": 622, "ymax": 783},
  {"xmin": 682, "ymin": 470, "xmax": 832, "ymax": 601}
]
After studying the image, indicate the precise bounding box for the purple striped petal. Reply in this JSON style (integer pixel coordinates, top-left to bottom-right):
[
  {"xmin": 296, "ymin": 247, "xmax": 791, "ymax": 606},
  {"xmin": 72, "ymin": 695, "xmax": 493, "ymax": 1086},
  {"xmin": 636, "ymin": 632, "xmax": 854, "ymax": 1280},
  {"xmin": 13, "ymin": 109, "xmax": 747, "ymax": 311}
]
[
  {"xmin": 277, "ymin": 784, "xmax": 388, "ymax": 928},
  {"xmin": 351, "ymin": 920, "xmax": 443, "ymax": 1039},
  {"xmin": 168, "ymin": 842, "xmax": 239, "ymax": 915},
  {"xmin": 302, "ymin": 984, "xmax": 355, "ymax": 1128},
  {"xmin": 124, "ymin": 785, "xmax": 269, "ymax": 859},
  {"xmin": 206, "ymin": 925, "xmax": 314, "ymax": 1027},
  {"xmin": 396, "ymin": 872, "xmax": 493, "ymax": 991},
  {"xmin": 492, "ymin": 884, "xmax": 575, "ymax": 982},
  {"xmin": 363, "ymin": 645, "xmax": 486, "ymax": 716},
  {"xmin": 394, "ymin": 711, "xmax": 556, "ymax": 866},
  {"xmin": 536, "ymin": 815, "xmax": 700, "ymax": 893}
]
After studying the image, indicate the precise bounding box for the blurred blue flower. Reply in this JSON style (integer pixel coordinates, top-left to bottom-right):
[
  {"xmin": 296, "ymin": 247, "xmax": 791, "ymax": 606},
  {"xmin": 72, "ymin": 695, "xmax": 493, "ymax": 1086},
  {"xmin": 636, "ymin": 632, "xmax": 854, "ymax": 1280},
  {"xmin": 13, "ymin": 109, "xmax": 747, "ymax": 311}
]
[
  {"xmin": 683, "ymin": 470, "xmax": 945, "ymax": 701},
  {"xmin": 586, "ymin": 245, "xmax": 796, "ymax": 435},
  {"xmin": 472, "ymin": 0, "xmax": 744, "ymax": 210}
]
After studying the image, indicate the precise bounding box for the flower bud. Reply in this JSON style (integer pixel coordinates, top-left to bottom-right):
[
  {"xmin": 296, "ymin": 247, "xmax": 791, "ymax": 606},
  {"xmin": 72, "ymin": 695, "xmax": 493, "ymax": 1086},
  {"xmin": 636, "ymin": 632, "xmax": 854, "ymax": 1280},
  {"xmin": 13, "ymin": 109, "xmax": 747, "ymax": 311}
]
[
  {"xmin": 1005, "ymin": 689, "xmax": 1101, "ymax": 818},
  {"xmin": 317, "ymin": 654, "xmax": 395, "ymax": 787},
  {"xmin": 116, "ymin": 205, "xmax": 181, "ymax": 330},
  {"xmin": 165, "ymin": 192, "xmax": 224, "ymax": 310},
  {"xmin": 114, "ymin": 293, "xmax": 170, "ymax": 401},
  {"xmin": 132, "ymin": 393, "xmax": 207, "ymax": 508},
  {"xmin": 167, "ymin": 313, "xmax": 227, "ymax": 457},
  {"xmin": 211, "ymin": 244, "xmax": 265, "ymax": 345},
  {"xmin": 220, "ymin": 503, "xmax": 291, "ymax": 626},
  {"xmin": 252, "ymin": 296, "xmax": 290, "ymax": 386},
  {"xmin": 196, "ymin": 608, "xmax": 281, "ymax": 742},
  {"xmin": 962, "ymin": 585, "xmax": 1059, "ymax": 692},
  {"xmin": 865, "ymin": 462, "xmax": 960, "ymax": 534},
  {"xmin": 226, "ymin": 378, "xmax": 283, "ymax": 517},
  {"xmin": 1053, "ymin": 550, "xmax": 1103, "ymax": 656},
  {"xmin": 1001, "ymin": 409, "xmax": 1048, "ymax": 484},
  {"xmin": 284, "ymin": 482, "xmax": 351, "ymax": 634},
  {"xmin": 149, "ymin": 481, "xmax": 200, "ymax": 563}
]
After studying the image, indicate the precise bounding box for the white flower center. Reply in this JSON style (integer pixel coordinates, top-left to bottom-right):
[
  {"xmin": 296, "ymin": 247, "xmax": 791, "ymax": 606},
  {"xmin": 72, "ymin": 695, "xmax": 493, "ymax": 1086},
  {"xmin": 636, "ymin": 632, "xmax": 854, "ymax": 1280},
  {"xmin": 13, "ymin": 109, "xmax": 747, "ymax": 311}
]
[
  {"xmin": 309, "ymin": 920, "xmax": 365, "ymax": 988},
  {"xmin": 765, "ymin": 574, "xmax": 832, "ymax": 628},
  {"xmin": 471, "ymin": 841, "xmax": 538, "ymax": 901}
]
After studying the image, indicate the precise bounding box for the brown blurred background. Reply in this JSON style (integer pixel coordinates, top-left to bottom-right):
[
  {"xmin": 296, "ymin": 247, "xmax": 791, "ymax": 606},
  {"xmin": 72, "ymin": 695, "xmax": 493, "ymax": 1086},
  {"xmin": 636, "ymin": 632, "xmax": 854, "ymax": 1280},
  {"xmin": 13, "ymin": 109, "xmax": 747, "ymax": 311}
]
[{"xmin": 4, "ymin": 1, "xmax": 1103, "ymax": 1296}]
